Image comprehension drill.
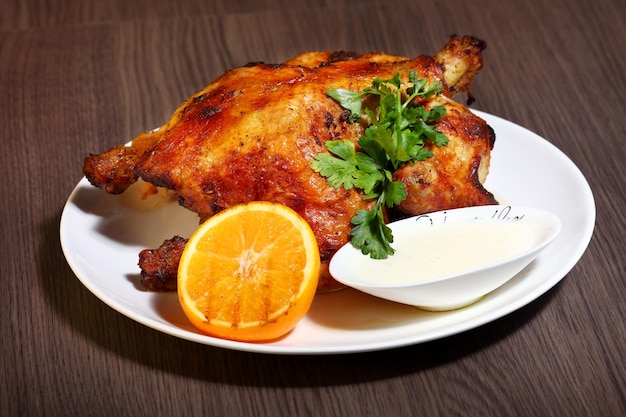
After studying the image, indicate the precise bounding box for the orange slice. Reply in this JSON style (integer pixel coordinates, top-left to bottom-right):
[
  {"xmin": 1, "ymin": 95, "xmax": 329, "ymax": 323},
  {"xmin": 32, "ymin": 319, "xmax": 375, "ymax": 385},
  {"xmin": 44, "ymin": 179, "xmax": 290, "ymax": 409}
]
[{"xmin": 177, "ymin": 201, "xmax": 320, "ymax": 342}]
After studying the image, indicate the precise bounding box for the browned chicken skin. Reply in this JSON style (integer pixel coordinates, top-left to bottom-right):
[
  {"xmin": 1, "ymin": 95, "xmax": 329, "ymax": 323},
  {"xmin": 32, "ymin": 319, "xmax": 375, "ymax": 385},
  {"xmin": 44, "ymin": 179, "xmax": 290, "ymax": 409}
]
[{"xmin": 84, "ymin": 35, "xmax": 497, "ymax": 292}]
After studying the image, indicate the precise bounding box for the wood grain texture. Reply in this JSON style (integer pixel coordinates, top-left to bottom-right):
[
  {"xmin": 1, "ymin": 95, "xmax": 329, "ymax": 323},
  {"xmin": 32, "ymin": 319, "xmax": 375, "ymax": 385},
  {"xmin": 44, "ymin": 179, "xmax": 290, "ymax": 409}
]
[{"xmin": 1, "ymin": 0, "xmax": 624, "ymax": 416}]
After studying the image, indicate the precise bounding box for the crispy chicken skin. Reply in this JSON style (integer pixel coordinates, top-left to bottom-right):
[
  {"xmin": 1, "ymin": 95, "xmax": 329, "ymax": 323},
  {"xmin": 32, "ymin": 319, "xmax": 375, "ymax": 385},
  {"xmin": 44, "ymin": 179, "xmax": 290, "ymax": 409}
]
[
  {"xmin": 138, "ymin": 236, "xmax": 186, "ymax": 291},
  {"xmin": 84, "ymin": 35, "xmax": 497, "ymax": 292}
]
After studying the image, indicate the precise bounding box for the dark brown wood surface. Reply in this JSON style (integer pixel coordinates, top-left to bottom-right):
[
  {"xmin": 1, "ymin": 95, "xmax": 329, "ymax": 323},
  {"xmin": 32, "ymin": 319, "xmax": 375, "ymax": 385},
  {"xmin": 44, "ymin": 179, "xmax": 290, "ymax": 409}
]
[{"xmin": 1, "ymin": 0, "xmax": 624, "ymax": 415}]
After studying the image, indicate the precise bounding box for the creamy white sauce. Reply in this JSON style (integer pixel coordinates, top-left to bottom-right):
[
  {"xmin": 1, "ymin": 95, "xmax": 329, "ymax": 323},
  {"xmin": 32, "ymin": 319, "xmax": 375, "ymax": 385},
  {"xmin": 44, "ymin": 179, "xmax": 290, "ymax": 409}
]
[{"xmin": 355, "ymin": 220, "xmax": 542, "ymax": 285}]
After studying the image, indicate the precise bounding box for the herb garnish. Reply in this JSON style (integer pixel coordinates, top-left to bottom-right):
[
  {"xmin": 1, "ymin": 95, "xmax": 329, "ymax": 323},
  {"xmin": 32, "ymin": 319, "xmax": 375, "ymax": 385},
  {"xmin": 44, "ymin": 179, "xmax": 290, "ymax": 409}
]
[{"xmin": 311, "ymin": 71, "xmax": 448, "ymax": 259}]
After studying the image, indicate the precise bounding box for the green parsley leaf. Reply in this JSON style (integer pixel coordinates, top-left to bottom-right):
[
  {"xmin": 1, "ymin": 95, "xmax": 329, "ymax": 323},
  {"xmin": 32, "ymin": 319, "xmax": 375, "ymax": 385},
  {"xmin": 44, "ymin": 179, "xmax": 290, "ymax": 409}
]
[
  {"xmin": 350, "ymin": 203, "xmax": 395, "ymax": 259},
  {"xmin": 383, "ymin": 180, "xmax": 407, "ymax": 207},
  {"xmin": 310, "ymin": 140, "xmax": 359, "ymax": 189},
  {"xmin": 326, "ymin": 89, "xmax": 365, "ymax": 121},
  {"xmin": 353, "ymin": 154, "xmax": 385, "ymax": 194}
]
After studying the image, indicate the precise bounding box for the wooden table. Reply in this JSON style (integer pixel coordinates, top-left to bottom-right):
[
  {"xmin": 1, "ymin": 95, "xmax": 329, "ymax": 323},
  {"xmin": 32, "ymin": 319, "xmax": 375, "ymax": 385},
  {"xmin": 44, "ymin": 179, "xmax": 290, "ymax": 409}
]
[{"xmin": 2, "ymin": 0, "xmax": 624, "ymax": 415}]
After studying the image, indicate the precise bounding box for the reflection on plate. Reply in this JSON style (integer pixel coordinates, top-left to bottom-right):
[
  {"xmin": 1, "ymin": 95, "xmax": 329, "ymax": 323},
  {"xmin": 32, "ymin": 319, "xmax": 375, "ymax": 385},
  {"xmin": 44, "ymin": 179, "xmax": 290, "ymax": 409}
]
[{"xmin": 60, "ymin": 111, "xmax": 595, "ymax": 354}]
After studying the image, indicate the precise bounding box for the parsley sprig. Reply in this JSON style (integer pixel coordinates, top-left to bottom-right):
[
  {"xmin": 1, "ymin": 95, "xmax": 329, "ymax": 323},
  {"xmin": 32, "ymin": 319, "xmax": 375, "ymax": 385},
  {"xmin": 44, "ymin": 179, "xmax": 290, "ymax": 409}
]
[{"xmin": 311, "ymin": 71, "xmax": 448, "ymax": 259}]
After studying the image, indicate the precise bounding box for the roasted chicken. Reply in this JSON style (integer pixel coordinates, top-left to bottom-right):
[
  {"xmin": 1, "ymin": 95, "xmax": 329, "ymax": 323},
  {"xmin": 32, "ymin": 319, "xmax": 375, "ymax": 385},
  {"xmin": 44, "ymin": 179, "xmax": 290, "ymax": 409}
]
[{"xmin": 84, "ymin": 35, "xmax": 497, "ymax": 292}]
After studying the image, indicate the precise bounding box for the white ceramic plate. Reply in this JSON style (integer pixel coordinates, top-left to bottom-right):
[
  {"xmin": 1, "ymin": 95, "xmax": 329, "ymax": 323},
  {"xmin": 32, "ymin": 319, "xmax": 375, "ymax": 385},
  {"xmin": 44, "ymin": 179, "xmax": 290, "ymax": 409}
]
[{"xmin": 60, "ymin": 111, "xmax": 595, "ymax": 354}]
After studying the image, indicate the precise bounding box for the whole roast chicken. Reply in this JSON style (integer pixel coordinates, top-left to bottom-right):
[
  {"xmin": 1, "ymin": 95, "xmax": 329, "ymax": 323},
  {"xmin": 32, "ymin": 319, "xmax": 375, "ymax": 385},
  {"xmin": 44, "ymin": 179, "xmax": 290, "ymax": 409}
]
[{"xmin": 84, "ymin": 35, "xmax": 497, "ymax": 292}]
